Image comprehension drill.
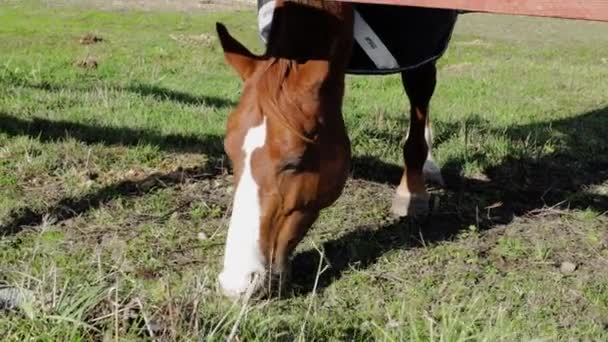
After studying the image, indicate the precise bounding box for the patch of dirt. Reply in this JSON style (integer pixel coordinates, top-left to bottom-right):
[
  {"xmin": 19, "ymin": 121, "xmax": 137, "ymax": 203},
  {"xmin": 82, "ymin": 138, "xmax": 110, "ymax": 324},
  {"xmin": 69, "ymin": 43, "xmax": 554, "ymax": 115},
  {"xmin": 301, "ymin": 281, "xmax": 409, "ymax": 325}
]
[
  {"xmin": 0, "ymin": 158, "xmax": 226, "ymax": 236},
  {"xmin": 79, "ymin": 33, "xmax": 104, "ymax": 45},
  {"xmin": 441, "ymin": 62, "xmax": 473, "ymax": 75},
  {"xmin": 75, "ymin": 56, "xmax": 98, "ymax": 69},
  {"xmin": 169, "ymin": 33, "xmax": 215, "ymax": 47}
]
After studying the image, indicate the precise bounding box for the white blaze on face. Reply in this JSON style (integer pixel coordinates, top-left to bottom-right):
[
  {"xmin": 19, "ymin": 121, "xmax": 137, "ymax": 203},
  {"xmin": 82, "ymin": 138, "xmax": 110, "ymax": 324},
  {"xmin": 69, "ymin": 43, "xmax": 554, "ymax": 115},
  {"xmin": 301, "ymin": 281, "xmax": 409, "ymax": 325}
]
[{"xmin": 219, "ymin": 117, "xmax": 267, "ymax": 297}]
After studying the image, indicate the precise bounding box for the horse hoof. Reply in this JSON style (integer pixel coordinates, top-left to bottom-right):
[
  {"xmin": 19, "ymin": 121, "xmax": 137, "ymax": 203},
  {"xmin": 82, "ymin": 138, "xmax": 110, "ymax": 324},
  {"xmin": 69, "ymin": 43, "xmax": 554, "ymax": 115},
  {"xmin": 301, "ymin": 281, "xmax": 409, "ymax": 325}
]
[
  {"xmin": 391, "ymin": 192, "xmax": 430, "ymax": 217},
  {"xmin": 423, "ymin": 159, "xmax": 444, "ymax": 187}
]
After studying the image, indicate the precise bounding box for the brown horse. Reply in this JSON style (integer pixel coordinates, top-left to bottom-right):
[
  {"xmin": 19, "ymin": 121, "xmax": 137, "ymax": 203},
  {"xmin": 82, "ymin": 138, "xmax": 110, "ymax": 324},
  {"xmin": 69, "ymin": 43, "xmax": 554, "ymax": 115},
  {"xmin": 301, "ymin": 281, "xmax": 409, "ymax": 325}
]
[{"xmin": 216, "ymin": 0, "xmax": 443, "ymax": 297}]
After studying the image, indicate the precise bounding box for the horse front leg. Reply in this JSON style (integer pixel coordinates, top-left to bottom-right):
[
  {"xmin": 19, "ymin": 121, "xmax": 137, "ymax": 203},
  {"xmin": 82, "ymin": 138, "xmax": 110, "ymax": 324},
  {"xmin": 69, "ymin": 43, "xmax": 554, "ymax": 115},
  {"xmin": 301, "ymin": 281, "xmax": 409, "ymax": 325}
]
[{"xmin": 391, "ymin": 62, "xmax": 444, "ymax": 217}]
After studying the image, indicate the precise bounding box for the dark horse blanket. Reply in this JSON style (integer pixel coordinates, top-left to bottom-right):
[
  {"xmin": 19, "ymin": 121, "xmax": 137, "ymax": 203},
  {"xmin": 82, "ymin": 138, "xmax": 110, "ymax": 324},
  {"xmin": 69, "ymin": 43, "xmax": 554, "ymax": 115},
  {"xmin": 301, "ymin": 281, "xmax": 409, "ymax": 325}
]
[{"xmin": 257, "ymin": 1, "xmax": 458, "ymax": 75}]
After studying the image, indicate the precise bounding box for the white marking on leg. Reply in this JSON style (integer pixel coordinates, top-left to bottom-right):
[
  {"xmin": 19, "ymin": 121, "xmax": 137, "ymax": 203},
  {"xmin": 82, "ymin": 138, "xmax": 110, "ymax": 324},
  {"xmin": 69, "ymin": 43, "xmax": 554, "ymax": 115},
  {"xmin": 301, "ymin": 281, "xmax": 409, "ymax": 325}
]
[
  {"xmin": 219, "ymin": 117, "xmax": 267, "ymax": 297},
  {"xmin": 392, "ymin": 191, "xmax": 430, "ymax": 217},
  {"xmin": 424, "ymin": 123, "xmax": 433, "ymax": 156},
  {"xmin": 423, "ymin": 124, "xmax": 444, "ymax": 186}
]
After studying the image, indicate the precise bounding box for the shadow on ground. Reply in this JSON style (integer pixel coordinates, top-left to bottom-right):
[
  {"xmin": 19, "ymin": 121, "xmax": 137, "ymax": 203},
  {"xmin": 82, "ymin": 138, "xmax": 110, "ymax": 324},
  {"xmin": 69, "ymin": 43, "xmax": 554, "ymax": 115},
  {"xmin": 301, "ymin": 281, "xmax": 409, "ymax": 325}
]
[
  {"xmin": 18, "ymin": 80, "xmax": 236, "ymax": 108},
  {"xmin": 0, "ymin": 111, "xmax": 225, "ymax": 155},
  {"xmin": 0, "ymin": 80, "xmax": 232, "ymax": 154},
  {"xmin": 0, "ymin": 164, "xmax": 227, "ymax": 236},
  {"xmin": 0, "ymin": 81, "xmax": 233, "ymax": 235},
  {"xmin": 125, "ymin": 83, "xmax": 235, "ymax": 108},
  {"xmin": 291, "ymin": 105, "xmax": 608, "ymax": 295}
]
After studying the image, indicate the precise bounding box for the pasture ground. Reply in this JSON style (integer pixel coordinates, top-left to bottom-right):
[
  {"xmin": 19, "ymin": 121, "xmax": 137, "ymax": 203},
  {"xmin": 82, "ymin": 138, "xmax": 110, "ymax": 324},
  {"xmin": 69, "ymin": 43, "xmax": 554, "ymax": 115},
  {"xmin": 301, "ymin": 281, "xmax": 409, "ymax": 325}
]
[{"xmin": 1, "ymin": 1, "xmax": 608, "ymax": 340}]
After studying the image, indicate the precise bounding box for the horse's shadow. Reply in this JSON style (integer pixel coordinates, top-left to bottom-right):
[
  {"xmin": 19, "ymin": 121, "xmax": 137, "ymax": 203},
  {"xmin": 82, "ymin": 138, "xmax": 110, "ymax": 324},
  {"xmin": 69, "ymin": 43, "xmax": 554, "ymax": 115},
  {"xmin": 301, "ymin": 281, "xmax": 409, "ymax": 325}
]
[{"xmin": 290, "ymin": 105, "xmax": 608, "ymax": 296}]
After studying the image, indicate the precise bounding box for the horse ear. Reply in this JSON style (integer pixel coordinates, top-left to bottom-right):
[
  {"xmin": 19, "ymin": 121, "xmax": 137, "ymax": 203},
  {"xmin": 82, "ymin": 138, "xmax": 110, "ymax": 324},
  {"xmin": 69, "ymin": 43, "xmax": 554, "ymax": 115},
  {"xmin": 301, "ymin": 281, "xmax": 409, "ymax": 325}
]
[
  {"xmin": 296, "ymin": 60, "xmax": 330, "ymax": 87},
  {"xmin": 216, "ymin": 23, "xmax": 259, "ymax": 81}
]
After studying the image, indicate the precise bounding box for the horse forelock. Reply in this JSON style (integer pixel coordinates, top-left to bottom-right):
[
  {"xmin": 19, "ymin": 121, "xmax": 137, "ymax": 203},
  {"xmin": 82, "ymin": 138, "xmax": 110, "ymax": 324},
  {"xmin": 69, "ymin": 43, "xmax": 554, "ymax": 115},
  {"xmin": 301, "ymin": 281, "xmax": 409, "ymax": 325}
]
[{"xmin": 255, "ymin": 58, "xmax": 318, "ymax": 144}]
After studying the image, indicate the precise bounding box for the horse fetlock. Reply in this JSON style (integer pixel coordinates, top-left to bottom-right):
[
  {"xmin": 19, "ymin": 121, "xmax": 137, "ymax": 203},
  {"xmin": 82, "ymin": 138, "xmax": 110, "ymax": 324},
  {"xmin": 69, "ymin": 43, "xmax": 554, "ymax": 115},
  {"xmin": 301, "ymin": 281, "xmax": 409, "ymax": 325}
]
[
  {"xmin": 391, "ymin": 190, "xmax": 430, "ymax": 217},
  {"xmin": 423, "ymin": 159, "xmax": 444, "ymax": 187}
]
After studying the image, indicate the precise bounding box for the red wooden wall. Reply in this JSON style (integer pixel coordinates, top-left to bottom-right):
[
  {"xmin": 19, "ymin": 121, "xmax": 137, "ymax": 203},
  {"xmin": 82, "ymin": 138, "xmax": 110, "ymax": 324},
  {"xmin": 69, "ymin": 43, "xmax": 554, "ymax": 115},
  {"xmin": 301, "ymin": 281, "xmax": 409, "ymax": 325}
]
[{"xmin": 337, "ymin": 0, "xmax": 608, "ymax": 22}]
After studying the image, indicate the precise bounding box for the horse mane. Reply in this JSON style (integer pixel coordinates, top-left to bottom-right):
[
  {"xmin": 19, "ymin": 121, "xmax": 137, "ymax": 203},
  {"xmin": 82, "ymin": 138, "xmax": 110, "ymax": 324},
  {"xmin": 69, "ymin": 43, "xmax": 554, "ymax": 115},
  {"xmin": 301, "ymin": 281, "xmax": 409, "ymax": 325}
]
[{"xmin": 254, "ymin": 0, "xmax": 351, "ymax": 144}]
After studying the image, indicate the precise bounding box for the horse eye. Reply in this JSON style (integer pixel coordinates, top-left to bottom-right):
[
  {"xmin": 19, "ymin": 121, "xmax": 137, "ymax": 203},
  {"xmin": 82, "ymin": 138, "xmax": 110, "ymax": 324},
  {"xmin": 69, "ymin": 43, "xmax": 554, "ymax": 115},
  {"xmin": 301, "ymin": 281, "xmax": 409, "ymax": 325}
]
[
  {"xmin": 279, "ymin": 157, "xmax": 302, "ymax": 172},
  {"xmin": 281, "ymin": 162, "xmax": 298, "ymax": 172}
]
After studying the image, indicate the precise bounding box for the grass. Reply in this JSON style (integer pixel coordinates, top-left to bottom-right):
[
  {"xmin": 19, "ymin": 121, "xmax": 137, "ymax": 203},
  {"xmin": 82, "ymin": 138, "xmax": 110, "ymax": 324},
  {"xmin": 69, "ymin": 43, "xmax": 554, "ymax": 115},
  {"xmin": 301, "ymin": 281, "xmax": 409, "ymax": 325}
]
[{"xmin": 1, "ymin": 1, "xmax": 608, "ymax": 340}]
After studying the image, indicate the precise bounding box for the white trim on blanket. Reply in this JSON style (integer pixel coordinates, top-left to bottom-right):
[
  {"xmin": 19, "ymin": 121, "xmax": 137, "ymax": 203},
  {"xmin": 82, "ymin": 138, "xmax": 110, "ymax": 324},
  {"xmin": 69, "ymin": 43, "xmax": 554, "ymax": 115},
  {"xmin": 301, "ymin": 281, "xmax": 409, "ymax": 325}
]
[
  {"xmin": 258, "ymin": 0, "xmax": 275, "ymax": 44},
  {"xmin": 353, "ymin": 10, "xmax": 400, "ymax": 70},
  {"xmin": 347, "ymin": 11, "xmax": 458, "ymax": 75}
]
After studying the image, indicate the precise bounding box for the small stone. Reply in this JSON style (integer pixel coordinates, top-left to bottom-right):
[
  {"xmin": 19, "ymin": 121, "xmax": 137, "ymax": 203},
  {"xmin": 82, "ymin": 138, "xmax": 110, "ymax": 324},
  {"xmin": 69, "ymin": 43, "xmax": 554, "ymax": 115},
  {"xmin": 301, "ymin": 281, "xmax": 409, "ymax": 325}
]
[
  {"xmin": 385, "ymin": 319, "xmax": 400, "ymax": 329},
  {"xmin": 197, "ymin": 231, "xmax": 208, "ymax": 241},
  {"xmin": 600, "ymin": 232, "xmax": 608, "ymax": 249},
  {"xmin": 560, "ymin": 261, "xmax": 577, "ymax": 274},
  {"xmin": 147, "ymin": 320, "xmax": 162, "ymax": 333},
  {"xmin": 0, "ymin": 287, "xmax": 34, "ymax": 312},
  {"xmin": 126, "ymin": 169, "xmax": 145, "ymax": 179}
]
